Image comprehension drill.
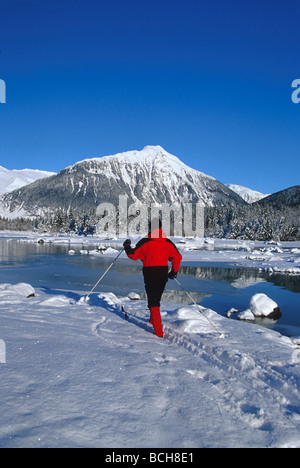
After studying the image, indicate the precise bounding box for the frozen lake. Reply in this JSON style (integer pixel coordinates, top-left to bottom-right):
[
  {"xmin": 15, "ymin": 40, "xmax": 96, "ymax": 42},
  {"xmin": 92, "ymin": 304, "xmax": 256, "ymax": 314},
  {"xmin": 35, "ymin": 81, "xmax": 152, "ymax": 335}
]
[{"xmin": 0, "ymin": 236, "xmax": 300, "ymax": 338}]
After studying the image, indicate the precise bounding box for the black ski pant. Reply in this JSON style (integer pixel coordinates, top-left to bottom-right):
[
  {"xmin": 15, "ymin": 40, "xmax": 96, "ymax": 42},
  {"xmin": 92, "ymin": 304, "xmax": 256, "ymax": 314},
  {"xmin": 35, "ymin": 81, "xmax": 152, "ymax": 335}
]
[{"xmin": 143, "ymin": 266, "xmax": 168, "ymax": 308}]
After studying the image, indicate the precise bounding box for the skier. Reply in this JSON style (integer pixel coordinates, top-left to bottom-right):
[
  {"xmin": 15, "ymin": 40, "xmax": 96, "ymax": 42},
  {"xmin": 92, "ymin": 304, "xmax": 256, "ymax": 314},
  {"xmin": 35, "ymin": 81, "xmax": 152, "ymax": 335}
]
[{"xmin": 123, "ymin": 221, "xmax": 182, "ymax": 338}]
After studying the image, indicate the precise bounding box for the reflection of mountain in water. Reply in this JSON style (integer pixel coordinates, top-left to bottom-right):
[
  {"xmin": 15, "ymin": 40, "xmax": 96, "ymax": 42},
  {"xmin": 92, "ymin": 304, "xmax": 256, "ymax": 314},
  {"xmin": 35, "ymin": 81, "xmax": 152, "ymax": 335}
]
[
  {"xmin": 180, "ymin": 265, "xmax": 300, "ymax": 294},
  {"xmin": 140, "ymin": 289, "xmax": 210, "ymax": 305}
]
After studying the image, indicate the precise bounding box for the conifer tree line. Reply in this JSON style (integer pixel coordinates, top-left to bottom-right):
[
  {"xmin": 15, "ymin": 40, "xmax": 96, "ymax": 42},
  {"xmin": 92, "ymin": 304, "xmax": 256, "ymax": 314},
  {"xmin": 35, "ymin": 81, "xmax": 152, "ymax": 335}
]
[
  {"xmin": 0, "ymin": 204, "xmax": 299, "ymax": 241},
  {"xmin": 204, "ymin": 204, "xmax": 300, "ymax": 241}
]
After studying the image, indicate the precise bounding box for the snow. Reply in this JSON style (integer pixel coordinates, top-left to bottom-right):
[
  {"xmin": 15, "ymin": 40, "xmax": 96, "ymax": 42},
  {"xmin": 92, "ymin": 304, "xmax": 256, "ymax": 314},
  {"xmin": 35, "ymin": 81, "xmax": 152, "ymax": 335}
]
[
  {"xmin": 171, "ymin": 305, "xmax": 221, "ymax": 335},
  {"xmin": 65, "ymin": 145, "xmax": 220, "ymax": 208},
  {"xmin": 0, "ymin": 278, "xmax": 300, "ymax": 448},
  {"xmin": 0, "ymin": 167, "xmax": 55, "ymax": 219},
  {"xmin": 1, "ymin": 230, "xmax": 300, "ymax": 275},
  {"xmin": 74, "ymin": 146, "xmax": 216, "ymax": 181},
  {"xmin": 249, "ymin": 293, "xmax": 279, "ymax": 317},
  {"xmin": 128, "ymin": 292, "xmax": 141, "ymax": 301},
  {"xmin": 237, "ymin": 309, "xmax": 255, "ymax": 321},
  {"xmin": 0, "ymin": 232, "xmax": 300, "ymax": 447},
  {"xmin": 226, "ymin": 184, "xmax": 269, "ymax": 203},
  {"xmin": 0, "ymin": 282, "xmax": 36, "ymax": 299},
  {"xmin": 178, "ymin": 238, "xmax": 300, "ymax": 275},
  {"xmin": 0, "ymin": 166, "xmax": 55, "ymax": 196},
  {"xmin": 237, "ymin": 293, "xmax": 280, "ymax": 321}
]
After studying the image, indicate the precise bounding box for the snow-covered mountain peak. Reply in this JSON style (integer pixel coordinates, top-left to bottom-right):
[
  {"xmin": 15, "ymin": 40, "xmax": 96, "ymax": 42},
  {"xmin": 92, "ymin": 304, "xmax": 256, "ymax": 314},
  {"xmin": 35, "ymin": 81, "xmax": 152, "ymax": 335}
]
[
  {"xmin": 0, "ymin": 165, "xmax": 55, "ymax": 196},
  {"xmin": 74, "ymin": 145, "xmax": 216, "ymax": 182},
  {"xmin": 0, "ymin": 146, "xmax": 245, "ymax": 218},
  {"xmin": 226, "ymin": 184, "xmax": 269, "ymax": 204}
]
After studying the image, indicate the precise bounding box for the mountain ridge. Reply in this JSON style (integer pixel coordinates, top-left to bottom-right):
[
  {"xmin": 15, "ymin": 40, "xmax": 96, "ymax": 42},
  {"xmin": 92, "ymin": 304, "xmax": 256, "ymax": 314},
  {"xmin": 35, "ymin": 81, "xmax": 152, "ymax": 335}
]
[
  {"xmin": 254, "ymin": 185, "xmax": 300, "ymax": 208},
  {"xmin": 226, "ymin": 184, "xmax": 268, "ymax": 204},
  {"xmin": 0, "ymin": 166, "xmax": 55, "ymax": 197},
  {"xmin": 0, "ymin": 146, "xmax": 245, "ymax": 217}
]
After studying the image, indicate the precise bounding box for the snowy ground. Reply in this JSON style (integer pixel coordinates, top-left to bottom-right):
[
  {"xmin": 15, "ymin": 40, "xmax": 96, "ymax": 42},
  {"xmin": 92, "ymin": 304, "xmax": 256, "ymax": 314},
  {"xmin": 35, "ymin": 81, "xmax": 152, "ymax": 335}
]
[
  {"xmin": 1, "ymin": 232, "xmax": 300, "ymax": 448},
  {"xmin": 0, "ymin": 281, "xmax": 300, "ymax": 448}
]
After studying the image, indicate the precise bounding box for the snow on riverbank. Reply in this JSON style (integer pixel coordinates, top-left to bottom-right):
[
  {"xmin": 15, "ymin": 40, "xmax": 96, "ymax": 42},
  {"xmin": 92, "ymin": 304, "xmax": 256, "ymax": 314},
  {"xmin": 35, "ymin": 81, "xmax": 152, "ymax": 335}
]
[
  {"xmin": 0, "ymin": 282, "xmax": 300, "ymax": 448},
  {"xmin": 1, "ymin": 231, "xmax": 300, "ymax": 275}
]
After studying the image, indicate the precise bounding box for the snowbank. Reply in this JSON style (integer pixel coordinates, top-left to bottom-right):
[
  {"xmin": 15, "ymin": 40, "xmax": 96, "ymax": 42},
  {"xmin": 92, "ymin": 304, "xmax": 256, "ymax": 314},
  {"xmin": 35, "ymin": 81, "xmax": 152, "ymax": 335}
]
[
  {"xmin": 0, "ymin": 282, "xmax": 36, "ymax": 298},
  {"xmin": 172, "ymin": 305, "xmax": 222, "ymax": 335},
  {"xmin": 0, "ymin": 282, "xmax": 299, "ymax": 448}
]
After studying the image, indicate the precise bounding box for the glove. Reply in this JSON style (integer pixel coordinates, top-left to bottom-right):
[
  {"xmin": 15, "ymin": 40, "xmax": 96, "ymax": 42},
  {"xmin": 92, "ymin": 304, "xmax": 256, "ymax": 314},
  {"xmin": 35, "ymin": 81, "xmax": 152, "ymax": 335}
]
[
  {"xmin": 123, "ymin": 239, "xmax": 131, "ymax": 248},
  {"xmin": 168, "ymin": 269, "xmax": 178, "ymax": 280}
]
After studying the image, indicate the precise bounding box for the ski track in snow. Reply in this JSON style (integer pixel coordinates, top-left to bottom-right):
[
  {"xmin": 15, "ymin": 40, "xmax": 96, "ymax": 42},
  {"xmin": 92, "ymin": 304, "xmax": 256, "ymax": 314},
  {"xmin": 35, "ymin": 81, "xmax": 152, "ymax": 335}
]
[
  {"xmin": 91, "ymin": 294, "xmax": 300, "ymax": 447},
  {"xmin": 165, "ymin": 326, "xmax": 299, "ymax": 433},
  {"xmin": 1, "ymin": 284, "xmax": 300, "ymax": 448}
]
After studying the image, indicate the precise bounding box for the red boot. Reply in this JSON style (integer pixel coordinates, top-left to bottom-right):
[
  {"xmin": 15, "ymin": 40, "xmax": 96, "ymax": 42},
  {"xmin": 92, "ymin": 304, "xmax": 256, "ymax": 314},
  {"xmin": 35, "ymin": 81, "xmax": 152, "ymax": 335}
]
[
  {"xmin": 149, "ymin": 311, "xmax": 153, "ymax": 325},
  {"xmin": 150, "ymin": 307, "xmax": 164, "ymax": 337}
]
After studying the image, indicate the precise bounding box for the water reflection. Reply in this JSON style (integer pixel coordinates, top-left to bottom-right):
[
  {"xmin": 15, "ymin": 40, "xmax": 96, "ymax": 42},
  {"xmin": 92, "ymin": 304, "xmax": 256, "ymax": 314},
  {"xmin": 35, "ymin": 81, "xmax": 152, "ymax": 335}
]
[
  {"xmin": 1, "ymin": 238, "xmax": 300, "ymax": 295},
  {"xmin": 141, "ymin": 290, "xmax": 210, "ymax": 305},
  {"xmin": 0, "ymin": 238, "xmax": 71, "ymax": 261},
  {"xmin": 1, "ymin": 238, "xmax": 300, "ymax": 335},
  {"xmin": 181, "ymin": 265, "xmax": 265, "ymax": 287},
  {"xmin": 179, "ymin": 265, "xmax": 300, "ymax": 295},
  {"xmin": 264, "ymin": 273, "xmax": 300, "ymax": 294}
]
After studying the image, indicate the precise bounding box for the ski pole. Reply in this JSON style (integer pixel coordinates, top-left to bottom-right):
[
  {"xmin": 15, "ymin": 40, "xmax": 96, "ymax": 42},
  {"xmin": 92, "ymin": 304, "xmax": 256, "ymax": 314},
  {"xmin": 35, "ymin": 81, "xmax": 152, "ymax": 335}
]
[
  {"xmin": 174, "ymin": 277, "xmax": 225, "ymax": 338},
  {"xmin": 86, "ymin": 248, "xmax": 125, "ymax": 302}
]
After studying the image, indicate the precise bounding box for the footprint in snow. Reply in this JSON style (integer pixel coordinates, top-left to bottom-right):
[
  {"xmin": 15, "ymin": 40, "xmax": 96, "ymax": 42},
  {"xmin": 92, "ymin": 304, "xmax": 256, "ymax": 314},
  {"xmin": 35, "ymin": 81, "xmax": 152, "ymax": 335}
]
[{"xmin": 154, "ymin": 354, "xmax": 178, "ymax": 364}]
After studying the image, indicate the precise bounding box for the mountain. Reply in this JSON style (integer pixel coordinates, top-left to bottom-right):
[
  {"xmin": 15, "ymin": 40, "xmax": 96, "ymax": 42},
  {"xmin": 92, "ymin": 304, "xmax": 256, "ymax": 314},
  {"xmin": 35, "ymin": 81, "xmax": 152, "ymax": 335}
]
[
  {"xmin": 226, "ymin": 184, "xmax": 268, "ymax": 204},
  {"xmin": 205, "ymin": 185, "xmax": 300, "ymax": 241},
  {"xmin": 0, "ymin": 166, "xmax": 55, "ymax": 196},
  {"xmin": 254, "ymin": 185, "xmax": 300, "ymax": 208},
  {"xmin": 0, "ymin": 146, "xmax": 246, "ymax": 218}
]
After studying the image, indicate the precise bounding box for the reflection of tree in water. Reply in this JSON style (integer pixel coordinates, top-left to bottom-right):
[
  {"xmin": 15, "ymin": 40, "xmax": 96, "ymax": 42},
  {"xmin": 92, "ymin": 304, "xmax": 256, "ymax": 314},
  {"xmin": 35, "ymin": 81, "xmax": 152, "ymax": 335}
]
[
  {"xmin": 180, "ymin": 265, "xmax": 300, "ymax": 294},
  {"xmin": 263, "ymin": 272, "xmax": 300, "ymax": 294},
  {"xmin": 180, "ymin": 265, "xmax": 262, "ymax": 283}
]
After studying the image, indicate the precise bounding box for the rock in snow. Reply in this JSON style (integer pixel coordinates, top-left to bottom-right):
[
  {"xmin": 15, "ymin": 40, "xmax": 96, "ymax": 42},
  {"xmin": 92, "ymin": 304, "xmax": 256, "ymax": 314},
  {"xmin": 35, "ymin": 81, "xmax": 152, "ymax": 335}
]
[
  {"xmin": 128, "ymin": 292, "xmax": 141, "ymax": 301},
  {"xmin": 250, "ymin": 293, "xmax": 282, "ymax": 319},
  {"xmin": 0, "ymin": 282, "xmax": 36, "ymax": 298},
  {"xmin": 237, "ymin": 309, "xmax": 256, "ymax": 321},
  {"xmin": 238, "ymin": 293, "xmax": 282, "ymax": 321}
]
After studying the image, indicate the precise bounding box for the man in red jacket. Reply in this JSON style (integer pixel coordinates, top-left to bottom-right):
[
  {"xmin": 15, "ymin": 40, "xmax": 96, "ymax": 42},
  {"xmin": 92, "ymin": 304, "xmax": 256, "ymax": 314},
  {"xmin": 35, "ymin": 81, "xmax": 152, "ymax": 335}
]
[{"xmin": 123, "ymin": 222, "xmax": 182, "ymax": 338}]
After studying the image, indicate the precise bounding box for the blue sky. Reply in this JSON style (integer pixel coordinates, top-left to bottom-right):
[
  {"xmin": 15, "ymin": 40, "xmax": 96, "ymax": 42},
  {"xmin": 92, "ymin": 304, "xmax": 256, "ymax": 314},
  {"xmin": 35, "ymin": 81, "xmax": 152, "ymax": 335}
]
[{"xmin": 0, "ymin": 0, "xmax": 299, "ymax": 194}]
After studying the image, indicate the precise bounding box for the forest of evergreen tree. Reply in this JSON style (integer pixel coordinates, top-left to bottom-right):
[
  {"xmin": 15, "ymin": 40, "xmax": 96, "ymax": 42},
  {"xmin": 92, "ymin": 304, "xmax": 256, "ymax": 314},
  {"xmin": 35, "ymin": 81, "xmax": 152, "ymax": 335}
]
[{"xmin": 1, "ymin": 203, "xmax": 299, "ymax": 241}]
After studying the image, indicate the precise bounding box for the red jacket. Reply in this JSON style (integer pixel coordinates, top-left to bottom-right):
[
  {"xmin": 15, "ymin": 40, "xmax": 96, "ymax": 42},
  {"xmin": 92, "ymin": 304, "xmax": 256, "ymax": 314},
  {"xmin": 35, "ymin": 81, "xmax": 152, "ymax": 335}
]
[{"xmin": 125, "ymin": 229, "xmax": 182, "ymax": 272}]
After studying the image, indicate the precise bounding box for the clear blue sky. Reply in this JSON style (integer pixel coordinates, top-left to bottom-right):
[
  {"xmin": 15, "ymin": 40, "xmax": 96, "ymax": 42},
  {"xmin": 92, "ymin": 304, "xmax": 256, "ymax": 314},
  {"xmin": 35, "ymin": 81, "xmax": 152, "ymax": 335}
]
[{"xmin": 0, "ymin": 0, "xmax": 299, "ymax": 194}]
